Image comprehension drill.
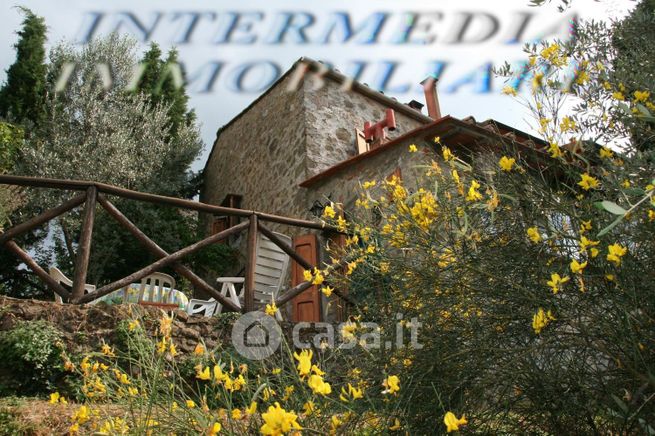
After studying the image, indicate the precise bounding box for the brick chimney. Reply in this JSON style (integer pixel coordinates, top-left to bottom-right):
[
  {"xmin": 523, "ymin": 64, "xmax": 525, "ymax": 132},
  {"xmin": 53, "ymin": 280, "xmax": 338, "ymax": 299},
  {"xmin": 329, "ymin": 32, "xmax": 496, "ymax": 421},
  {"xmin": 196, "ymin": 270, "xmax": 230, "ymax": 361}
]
[{"xmin": 421, "ymin": 76, "xmax": 442, "ymax": 120}]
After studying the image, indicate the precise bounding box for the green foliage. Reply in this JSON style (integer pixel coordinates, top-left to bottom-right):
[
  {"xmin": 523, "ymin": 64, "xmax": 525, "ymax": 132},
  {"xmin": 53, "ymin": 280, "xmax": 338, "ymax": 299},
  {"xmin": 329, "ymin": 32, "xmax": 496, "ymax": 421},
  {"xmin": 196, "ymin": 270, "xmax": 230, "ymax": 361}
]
[
  {"xmin": 0, "ymin": 122, "xmax": 23, "ymax": 172},
  {"xmin": 0, "ymin": 7, "xmax": 47, "ymax": 125},
  {"xmin": 0, "ymin": 320, "xmax": 65, "ymax": 395}
]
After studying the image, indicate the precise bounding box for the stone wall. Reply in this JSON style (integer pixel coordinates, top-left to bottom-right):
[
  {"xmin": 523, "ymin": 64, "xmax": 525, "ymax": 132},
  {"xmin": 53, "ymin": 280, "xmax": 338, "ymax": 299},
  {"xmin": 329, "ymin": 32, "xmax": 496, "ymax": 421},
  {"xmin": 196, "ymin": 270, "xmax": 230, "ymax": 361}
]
[
  {"xmin": 201, "ymin": 73, "xmax": 308, "ymax": 221},
  {"xmin": 303, "ymin": 79, "xmax": 425, "ymax": 179},
  {"xmin": 0, "ymin": 296, "xmax": 229, "ymax": 355}
]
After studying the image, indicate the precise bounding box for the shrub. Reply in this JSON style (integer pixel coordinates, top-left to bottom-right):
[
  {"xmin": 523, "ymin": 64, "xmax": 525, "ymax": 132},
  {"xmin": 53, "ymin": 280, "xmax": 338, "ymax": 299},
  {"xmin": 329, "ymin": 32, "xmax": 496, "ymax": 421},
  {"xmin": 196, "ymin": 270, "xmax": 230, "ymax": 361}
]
[{"xmin": 0, "ymin": 320, "xmax": 65, "ymax": 395}]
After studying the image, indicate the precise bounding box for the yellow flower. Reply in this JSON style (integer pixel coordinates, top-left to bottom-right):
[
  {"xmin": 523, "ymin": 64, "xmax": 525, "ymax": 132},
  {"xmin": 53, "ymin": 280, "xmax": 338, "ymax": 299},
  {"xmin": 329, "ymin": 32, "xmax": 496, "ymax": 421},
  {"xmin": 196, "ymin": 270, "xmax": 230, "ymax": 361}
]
[
  {"xmin": 547, "ymin": 142, "xmax": 563, "ymax": 158},
  {"xmin": 260, "ymin": 402, "xmax": 302, "ymax": 435},
  {"xmin": 208, "ymin": 422, "xmax": 222, "ymax": 436},
  {"xmin": 599, "ymin": 147, "xmax": 614, "ymax": 159},
  {"xmin": 196, "ymin": 365, "xmax": 211, "ymax": 380},
  {"xmin": 322, "ymin": 204, "xmax": 336, "ymax": 219},
  {"xmin": 442, "ymin": 146, "xmax": 455, "ymax": 162},
  {"xmin": 302, "ymin": 401, "xmax": 316, "ymax": 416},
  {"xmin": 547, "ymin": 273, "xmax": 570, "ymax": 294},
  {"xmin": 293, "ymin": 349, "xmax": 313, "ymax": 377},
  {"xmin": 382, "ymin": 375, "xmax": 400, "ymax": 395},
  {"xmin": 128, "ymin": 319, "xmax": 140, "ymax": 331},
  {"xmin": 580, "ymin": 220, "xmax": 592, "ymax": 233},
  {"xmin": 186, "ymin": 400, "xmax": 196, "ymax": 409},
  {"xmin": 341, "ymin": 321, "xmax": 357, "ymax": 340},
  {"xmin": 169, "ymin": 343, "xmax": 178, "ymax": 357},
  {"xmin": 590, "ymin": 247, "xmax": 600, "ymax": 258},
  {"xmin": 499, "ymin": 156, "xmax": 516, "ymax": 172},
  {"xmin": 380, "ymin": 262, "xmax": 390, "ymax": 273},
  {"xmin": 434, "ymin": 136, "xmax": 441, "ymax": 143},
  {"xmin": 559, "ymin": 116, "xmax": 576, "ymax": 132},
  {"xmin": 531, "ymin": 71, "xmax": 544, "ymax": 90},
  {"xmin": 634, "ymin": 90, "xmax": 650, "ymax": 102},
  {"xmin": 312, "ymin": 268, "xmax": 324, "ymax": 285},
  {"xmin": 362, "ymin": 180, "xmax": 376, "ymax": 189},
  {"xmin": 232, "ymin": 409, "xmax": 243, "ymax": 420},
  {"xmin": 408, "ymin": 144, "xmax": 418, "ymax": 153},
  {"xmin": 265, "ymin": 303, "xmax": 278, "ymax": 317},
  {"xmin": 466, "ymin": 180, "xmax": 483, "ymax": 202},
  {"xmin": 101, "ymin": 343, "xmax": 115, "ymax": 357},
  {"xmin": 49, "ymin": 392, "xmax": 66, "ymax": 404},
  {"xmin": 321, "ymin": 286, "xmax": 333, "ymax": 297},
  {"xmin": 607, "ymin": 243, "xmax": 627, "ymax": 266},
  {"xmin": 570, "ymin": 259, "xmax": 587, "ymax": 274},
  {"xmin": 159, "ymin": 315, "xmax": 173, "ymax": 337},
  {"xmin": 612, "ymin": 91, "xmax": 625, "ymax": 100},
  {"xmin": 336, "ymin": 215, "xmax": 347, "ymax": 232},
  {"xmin": 72, "ymin": 405, "xmax": 90, "ymax": 424},
  {"xmin": 527, "ymin": 227, "xmax": 542, "ymax": 243},
  {"xmin": 246, "ymin": 401, "xmax": 258, "ymax": 415},
  {"xmin": 193, "ymin": 343, "xmax": 205, "ymax": 355},
  {"xmin": 648, "ymin": 210, "xmax": 655, "ymax": 221},
  {"xmin": 532, "ymin": 308, "xmax": 556, "ymax": 334},
  {"xmin": 302, "ymin": 269, "xmax": 312, "ymax": 282},
  {"xmin": 580, "ymin": 236, "xmax": 600, "ymax": 253},
  {"xmin": 389, "ymin": 418, "xmax": 402, "ymax": 431},
  {"xmin": 501, "ymin": 85, "xmax": 518, "ymax": 96},
  {"xmin": 577, "ymin": 173, "xmax": 600, "ymax": 191},
  {"xmin": 330, "ymin": 415, "xmax": 343, "ymax": 433},
  {"xmin": 444, "ymin": 411, "xmax": 468, "ymax": 432},
  {"xmin": 308, "ymin": 374, "xmax": 332, "ymax": 396},
  {"xmin": 339, "ymin": 383, "xmax": 364, "ymax": 402}
]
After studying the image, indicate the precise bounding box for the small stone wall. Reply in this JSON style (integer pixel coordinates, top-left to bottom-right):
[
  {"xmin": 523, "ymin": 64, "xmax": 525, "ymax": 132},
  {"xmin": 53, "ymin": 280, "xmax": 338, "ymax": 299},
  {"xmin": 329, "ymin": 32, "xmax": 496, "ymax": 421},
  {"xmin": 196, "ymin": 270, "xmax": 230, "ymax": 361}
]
[{"xmin": 0, "ymin": 296, "xmax": 230, "ymax": 355}]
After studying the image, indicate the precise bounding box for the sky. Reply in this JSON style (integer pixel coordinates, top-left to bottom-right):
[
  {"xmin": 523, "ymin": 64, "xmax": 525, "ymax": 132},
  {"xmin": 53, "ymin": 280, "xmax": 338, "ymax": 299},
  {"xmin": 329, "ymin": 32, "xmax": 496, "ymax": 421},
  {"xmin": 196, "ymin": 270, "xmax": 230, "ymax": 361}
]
[{"xmin": 0, "ymin": 0, "xmax": 634, "ymax": 171}]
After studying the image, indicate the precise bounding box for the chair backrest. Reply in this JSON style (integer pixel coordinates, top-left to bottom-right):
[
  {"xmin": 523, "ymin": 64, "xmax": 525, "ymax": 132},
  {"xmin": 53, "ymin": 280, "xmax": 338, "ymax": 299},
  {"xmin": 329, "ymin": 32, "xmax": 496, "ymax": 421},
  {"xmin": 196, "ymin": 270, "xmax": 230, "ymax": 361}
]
[
  {"xmin": 253, "ymin": 232, "xmax": 291, "ymax": 305},
  {"xmin": 139, "ymin": 272, "xmax": 176, "ymax": 303},
  {"xmin": 49, "ymin": 267, "xmax": 96, "ymax": 303}
]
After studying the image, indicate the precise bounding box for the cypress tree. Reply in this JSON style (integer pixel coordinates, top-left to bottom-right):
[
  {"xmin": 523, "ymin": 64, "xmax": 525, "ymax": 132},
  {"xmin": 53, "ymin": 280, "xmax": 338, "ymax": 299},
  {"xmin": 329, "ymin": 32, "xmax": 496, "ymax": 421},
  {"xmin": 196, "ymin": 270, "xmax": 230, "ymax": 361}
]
[
  {"xmin": 160, "ymin": 48, "xmax": 195, "ymax": 138},
  {"xmin": 136, "ymin": 43, "xmax": 164, "ymax": 104},
  {"xmin": 0, "ymin": 7, "xmax": 47, "ymax": 125}
]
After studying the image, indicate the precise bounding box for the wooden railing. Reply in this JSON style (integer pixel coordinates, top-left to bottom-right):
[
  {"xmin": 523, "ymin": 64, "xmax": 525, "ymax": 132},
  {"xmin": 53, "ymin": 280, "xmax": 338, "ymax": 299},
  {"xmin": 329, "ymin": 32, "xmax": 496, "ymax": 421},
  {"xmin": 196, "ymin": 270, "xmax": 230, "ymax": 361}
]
[{"xmin": 0, "ymin": 174, "xmax": 353, "ymax": 313}]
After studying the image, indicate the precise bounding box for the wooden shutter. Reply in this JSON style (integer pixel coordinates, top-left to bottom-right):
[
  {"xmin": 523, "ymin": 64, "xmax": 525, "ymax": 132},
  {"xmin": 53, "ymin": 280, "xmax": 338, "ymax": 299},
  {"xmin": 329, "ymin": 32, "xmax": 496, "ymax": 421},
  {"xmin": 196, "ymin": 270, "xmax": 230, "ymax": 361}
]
[{"xmin": 291, "ymin": 233, "xmax": 321, "ymax": 322}]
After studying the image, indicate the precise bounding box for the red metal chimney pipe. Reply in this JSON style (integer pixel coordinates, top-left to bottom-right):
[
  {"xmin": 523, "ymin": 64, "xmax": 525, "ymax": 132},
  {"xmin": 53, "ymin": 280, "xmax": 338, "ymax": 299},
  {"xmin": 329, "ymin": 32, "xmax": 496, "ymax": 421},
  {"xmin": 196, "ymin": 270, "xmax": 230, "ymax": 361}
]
[{"xmin": 421, "ymin": 76, "xmax": 442, "ymax": 120}]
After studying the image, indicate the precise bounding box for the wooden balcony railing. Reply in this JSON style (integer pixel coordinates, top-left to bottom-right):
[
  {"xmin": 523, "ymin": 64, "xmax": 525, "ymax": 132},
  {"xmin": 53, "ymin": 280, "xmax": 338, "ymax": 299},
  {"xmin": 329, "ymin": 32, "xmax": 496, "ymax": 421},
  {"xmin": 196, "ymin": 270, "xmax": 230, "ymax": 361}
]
[{"xmin": 0, "ymin": 174, "xmax": 353, "ymax": 313}]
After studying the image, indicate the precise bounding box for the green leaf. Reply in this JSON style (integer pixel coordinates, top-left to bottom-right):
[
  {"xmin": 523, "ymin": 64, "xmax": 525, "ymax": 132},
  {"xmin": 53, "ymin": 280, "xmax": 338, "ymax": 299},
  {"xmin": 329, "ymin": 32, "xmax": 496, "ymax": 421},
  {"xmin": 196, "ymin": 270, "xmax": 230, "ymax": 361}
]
[
  {"xmin": 597, "ymin": 215, "xmax": 625, "ymax": 237},
  {"xmin": 595, "ymin": 200, "xmax": 627, "ymax": 215},
  {"xmin": 623, "ymin": 187, "xmax": 646, "ymax": 196},
  {"xmin": 610, "ymin": 394, "xmax": 629, "ymax": 414}
]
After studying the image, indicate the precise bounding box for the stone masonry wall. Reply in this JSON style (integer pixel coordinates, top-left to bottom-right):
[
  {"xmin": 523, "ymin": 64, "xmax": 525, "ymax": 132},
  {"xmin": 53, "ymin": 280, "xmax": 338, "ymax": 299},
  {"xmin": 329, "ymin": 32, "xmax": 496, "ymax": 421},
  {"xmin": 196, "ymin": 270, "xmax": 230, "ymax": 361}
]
[
  {"xmin": 202, "ymin": 73, "xmax": 308, "ymax": 222},
  {"xmin": 303, "ymin": 79, "xmax": 425, "ymax": 179}
]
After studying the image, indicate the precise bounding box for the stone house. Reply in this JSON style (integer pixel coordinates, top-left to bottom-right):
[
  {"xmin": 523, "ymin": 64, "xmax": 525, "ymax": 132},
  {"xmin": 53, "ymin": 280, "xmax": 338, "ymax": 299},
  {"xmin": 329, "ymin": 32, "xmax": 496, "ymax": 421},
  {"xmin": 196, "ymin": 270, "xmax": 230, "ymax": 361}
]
[{"xmin": 201, "ymin": 58, "xmax": 545, "ymax": 322}]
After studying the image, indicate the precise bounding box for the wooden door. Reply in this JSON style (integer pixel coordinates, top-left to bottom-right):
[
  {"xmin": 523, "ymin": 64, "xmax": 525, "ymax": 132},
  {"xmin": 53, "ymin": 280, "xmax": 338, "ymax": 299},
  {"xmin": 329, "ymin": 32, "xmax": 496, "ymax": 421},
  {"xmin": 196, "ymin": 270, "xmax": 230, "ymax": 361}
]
[{"xmin": 291, "ymin": 234, "xmax": 321, "ymax": 322}]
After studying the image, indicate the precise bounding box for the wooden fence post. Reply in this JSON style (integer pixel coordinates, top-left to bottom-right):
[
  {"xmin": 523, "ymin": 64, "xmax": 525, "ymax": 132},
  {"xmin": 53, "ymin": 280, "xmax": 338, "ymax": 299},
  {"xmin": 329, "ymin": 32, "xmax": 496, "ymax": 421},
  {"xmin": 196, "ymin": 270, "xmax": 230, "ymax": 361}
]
[
  {"xmin": 244, "ymin": 214, "xmax": 258, "ymax": 312},
  {"xmin": 71, "ymin": 186, "xmax": 96, "ymax": 302}
]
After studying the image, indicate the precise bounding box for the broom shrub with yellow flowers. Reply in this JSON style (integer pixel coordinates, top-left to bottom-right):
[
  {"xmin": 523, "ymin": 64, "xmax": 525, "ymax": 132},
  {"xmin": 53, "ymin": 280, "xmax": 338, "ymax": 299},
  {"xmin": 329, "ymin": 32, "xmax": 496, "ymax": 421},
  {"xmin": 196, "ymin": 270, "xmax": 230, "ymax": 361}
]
[
  {"xmin": 46, "ymin": 306, "xmax": 431, "ymax": 435},
  {"xmin": 316, "ymin": 6, "xmax": 655, "ymax": 433}
]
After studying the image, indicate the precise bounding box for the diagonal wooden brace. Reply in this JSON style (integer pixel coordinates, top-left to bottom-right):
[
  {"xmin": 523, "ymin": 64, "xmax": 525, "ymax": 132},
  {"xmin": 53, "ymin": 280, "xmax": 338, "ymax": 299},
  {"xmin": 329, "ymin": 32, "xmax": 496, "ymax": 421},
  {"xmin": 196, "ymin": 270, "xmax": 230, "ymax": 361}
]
[{"xmin": 95, "ymin": 195, "xmax": 242, "ymax": 312}]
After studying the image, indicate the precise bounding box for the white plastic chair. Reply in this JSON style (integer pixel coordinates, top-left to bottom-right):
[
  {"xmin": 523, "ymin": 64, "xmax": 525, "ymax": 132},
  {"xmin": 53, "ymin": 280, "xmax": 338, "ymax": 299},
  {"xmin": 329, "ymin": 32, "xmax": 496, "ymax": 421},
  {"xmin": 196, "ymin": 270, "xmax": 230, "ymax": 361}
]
[
  {"xmin": 48, "ymin": 267, "xmax": 96, "ymax": 303},
  {"xmin": 187, "ymin": 232, "xmax": 291, "ymax": 320},
  {"xmin": 138, "ymin": 272, "xmax": 176, "ymax": 306}
]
